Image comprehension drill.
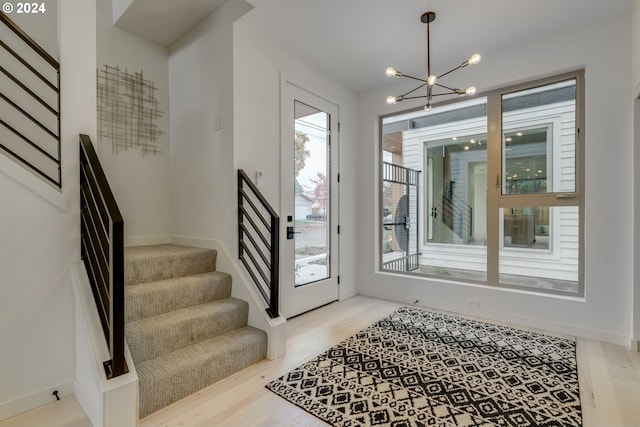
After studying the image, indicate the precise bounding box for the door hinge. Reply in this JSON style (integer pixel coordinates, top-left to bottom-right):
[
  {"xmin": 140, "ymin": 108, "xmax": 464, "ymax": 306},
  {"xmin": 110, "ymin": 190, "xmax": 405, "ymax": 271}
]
[
  {"xmin": 337, "ymin": 173, "xmax": 340, "ymax": 183},
  {"xmin": 338, "ymin": 122, "xmax": 341, "ymax": 132},
  {"xmin": 337, "ymin": 275, "xmax": 341, "ymax": 285},
  {"xmin": 337, "ymin": 225, "xmax": 341, "ymax": 234}
]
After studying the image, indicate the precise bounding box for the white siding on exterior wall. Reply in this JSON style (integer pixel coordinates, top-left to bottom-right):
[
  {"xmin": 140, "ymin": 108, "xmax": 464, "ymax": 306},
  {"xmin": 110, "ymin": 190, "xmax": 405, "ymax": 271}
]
[{"xmin": 395, "ymin": 99, "xmax": 577, "ymax": 281}]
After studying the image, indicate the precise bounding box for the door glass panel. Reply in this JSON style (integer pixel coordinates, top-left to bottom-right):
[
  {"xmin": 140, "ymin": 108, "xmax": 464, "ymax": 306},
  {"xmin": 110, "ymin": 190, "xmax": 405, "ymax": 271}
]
[
  {"xmin": 502, "ymin": 79, "xmax": 577, "ymax": 194},
  {"xmin": 294, "ymin": 100, "xmax": 330, "ymax": 286},
  {"xmin": 499, "ymin": 206, "xmax": 579, "ymax": 293},
  {"xmin": 381, "ymin": 98, "xmax": 488, "ymax": 282}
]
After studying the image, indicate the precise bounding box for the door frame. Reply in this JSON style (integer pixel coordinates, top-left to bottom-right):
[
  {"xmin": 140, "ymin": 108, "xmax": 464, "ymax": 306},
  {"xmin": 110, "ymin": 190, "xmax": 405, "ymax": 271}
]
[{"xmin": 279, "ymin": 76, "xmax": 340, "ymax": 318}]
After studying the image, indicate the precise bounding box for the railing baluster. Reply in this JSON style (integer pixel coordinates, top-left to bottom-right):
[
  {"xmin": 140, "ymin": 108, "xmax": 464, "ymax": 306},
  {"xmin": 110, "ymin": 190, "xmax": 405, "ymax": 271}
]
[
  {"xmin": 80, "ymin": 135, "xmax": 127, "ymax": 379},
  {"xmin": 237, "ymin": 170, "xmax": 280, "ymax": 318},
  {"xmin": 0, "ymin": 12, "xmax": 61, "ymax": 188}
]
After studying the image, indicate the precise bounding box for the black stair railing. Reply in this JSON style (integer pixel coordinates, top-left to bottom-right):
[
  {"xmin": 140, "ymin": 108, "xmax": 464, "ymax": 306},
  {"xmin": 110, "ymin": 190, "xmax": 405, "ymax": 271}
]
[
  {"xmin": 0, "ymin": 12, "xmax": 61, "ymax": 187},
  {"xmin": 237, "ymin": 169, "xmax": 280, "ymax": 318},
  {"xmin": 79, "ymin": 134, "xmax": 127, "ymax": 379}
]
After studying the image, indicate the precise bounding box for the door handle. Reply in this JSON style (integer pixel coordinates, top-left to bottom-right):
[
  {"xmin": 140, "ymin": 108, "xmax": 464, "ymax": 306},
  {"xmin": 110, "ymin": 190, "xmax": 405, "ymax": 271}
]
[{"xmin": 286, "ymin": 226, "xmax": 301, "ymax": 239}]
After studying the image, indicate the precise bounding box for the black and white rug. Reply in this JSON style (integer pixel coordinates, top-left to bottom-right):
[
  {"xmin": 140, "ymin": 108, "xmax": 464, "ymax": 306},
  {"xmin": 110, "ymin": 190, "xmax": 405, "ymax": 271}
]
[{"xmin": 267, "ymin": 306, "xmax": 582, "ymax": 426}]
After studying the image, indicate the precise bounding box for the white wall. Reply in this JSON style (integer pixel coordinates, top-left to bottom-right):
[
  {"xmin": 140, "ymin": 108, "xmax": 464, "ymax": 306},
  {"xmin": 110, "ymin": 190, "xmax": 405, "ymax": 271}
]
[
  {"xmin": 168, "ymin": 0, "xmax": 251, "ymax": 250},
  {"xmin": 233, "ymin": 13, "xmax": 359, "ymax": 300},
  {"xmin": 8, "ymin": 0, "xmax": 58, "ymax": 58},
  {"xmin": 357, "ymin": 16, "xmax": 634, "ymax": 345},
  {"xmin": 633, "ymin": 0, "xmax": 640, "ymax": 349},
  {"xmin": 0, "ymin": 0, "xmax": 97, "ymax": 418},
  {"xmin": 96, "ymin": 0, "xmax": 171, "ymax": 245}
]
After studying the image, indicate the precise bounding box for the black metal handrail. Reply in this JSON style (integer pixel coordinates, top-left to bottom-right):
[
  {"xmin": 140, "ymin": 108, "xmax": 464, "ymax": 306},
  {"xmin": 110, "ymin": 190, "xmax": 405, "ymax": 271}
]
[
  {"xmin": 238, "ymin": 169, "xmax": 280, "ymax": 318},
  {"xmin": 0, "ymin": 12, "xmax": 61, "ymax": 187},
  {"xmin": 79, "ymin": 135, "xmax": 127, "ymax": 379}
]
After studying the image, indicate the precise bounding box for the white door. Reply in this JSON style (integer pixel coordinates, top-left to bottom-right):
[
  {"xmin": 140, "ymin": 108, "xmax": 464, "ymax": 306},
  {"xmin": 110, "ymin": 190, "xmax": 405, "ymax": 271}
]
[{"xmin": 280, "ymin": 82, "xmax": 339, "ymax": 318}]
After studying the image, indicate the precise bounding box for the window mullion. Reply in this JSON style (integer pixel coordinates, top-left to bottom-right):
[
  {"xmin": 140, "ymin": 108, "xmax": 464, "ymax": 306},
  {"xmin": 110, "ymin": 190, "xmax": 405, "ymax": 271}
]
[{"xmin": 486, "ymin": 91, "xmax": 502, "ymax": 284}]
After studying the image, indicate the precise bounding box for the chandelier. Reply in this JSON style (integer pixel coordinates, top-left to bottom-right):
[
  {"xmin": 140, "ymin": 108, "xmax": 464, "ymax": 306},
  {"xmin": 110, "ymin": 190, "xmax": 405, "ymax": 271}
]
[{"xmin": 386, "ymin": 11, "xmax": 481, "ymax": 111}]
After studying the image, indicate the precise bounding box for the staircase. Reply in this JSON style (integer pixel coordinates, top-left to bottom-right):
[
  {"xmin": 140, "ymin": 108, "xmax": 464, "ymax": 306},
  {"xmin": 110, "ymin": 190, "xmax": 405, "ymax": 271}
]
[{"xmin": 124, "ymin": 244, "xmax": 267, "ymax": 418}]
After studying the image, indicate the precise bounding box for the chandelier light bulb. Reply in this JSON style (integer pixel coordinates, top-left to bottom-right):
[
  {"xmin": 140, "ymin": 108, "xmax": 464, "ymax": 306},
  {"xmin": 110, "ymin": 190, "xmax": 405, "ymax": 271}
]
[
  {"xmin": 462, "ymin": 53, "xmax": 481, "ymax": 67},
  {"xmin": 386, "ymin": 67, "xmax": 400, "ymax": 77},
  {"xmin": 424, "ymin": 103, "xmax": 432, "ymax": 112},
  {"xmin": 386, "ymin": 96, "xmax": 398, "ymax": 104},
  {"xmin": 427, "ymin": 75, "xmax": 437, "ymax": 86},
  {"xmin": 469, "ymin": 54, "xmax": 481, "ymax": 65},
  {"xmin": 466, "ymin": 86, "xmax": 477, "ymax": 95}
]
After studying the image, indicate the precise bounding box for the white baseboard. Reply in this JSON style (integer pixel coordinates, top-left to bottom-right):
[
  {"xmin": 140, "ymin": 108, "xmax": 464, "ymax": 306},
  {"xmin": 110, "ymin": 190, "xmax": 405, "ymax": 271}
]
[
  {"xmin": 339, "ymin": 288, "xmax": 358, "ymax": 301},
  {"xmin": 124, "ymin": 235, "xmax": 171, "ymax": 247},
  {"xmin": 631, "ymin": 339, "xmax": 640, "ymax": 352},
  {"xmin": 0, "ymin": 381, "xmax": 74, "ymax": 421},
  {"xmin": 362, "ymin": 288, "xmax": 631, "ymax": 347},
  {"xmin": 170, "ymin": 235, "xmax": 217, "ymax": 250}
]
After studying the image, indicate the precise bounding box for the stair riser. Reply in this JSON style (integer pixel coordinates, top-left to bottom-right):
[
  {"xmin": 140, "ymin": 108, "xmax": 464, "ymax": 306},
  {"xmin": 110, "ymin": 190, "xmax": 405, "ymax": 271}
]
[
  {"xmin": 127, "ymin": 299, "xmax": 249, "ymax": 364},
  {"xmin": 125, "ymin": 272, "xmax": 231, "ymax": 322},
  {"xmin": 137, "ymin": 328, "xmax": 267, "ymax": 418}
]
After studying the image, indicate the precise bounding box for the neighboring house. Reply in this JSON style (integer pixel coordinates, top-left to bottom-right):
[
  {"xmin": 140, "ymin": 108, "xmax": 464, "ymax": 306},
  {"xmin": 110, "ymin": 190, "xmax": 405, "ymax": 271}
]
[
  {"xmin": 294, "ymin": 192, "xmax": 314, "ymax": 219},
  {"xmin": 385, "ymin": 84, "xmax": 578, "ymax": 284},
  {"xmin": 1, "ymin": 0, "xmax": 640, "ymax": 424}
]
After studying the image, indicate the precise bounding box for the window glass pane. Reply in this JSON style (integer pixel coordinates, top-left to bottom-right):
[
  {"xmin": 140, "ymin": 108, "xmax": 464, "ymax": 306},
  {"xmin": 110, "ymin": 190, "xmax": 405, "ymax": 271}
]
[
  {"xmin": 502, "ymin": 79, "xmax": 576, "ymax": 194},
  {"xmin": 426, "ymin": 135, "xmax": 487, "ymax": 246},
  {"xmin": 503, "ymin": 207, "xmax": 549, "ymax": 249},
  {"xmin": 422, "ymin": 134, "xmax": 487, "ymax": 282},
  {"xmin": 294, "ymin": 100, "xmax": 330, "ymax": 286},
  {"xmin": 378, "ymin": 72, "xmax": 582, "ymax": 297},
  {"xmin": 382, "ymin": 98, "xmax": 488, "ymax": 281},
  {"xmin": 381, "ymin": 162, "xmax": 420, "ymax": 272},
  {"xmin": 499, "ymin": 206, "xmax": 579, "ymax": 293}
]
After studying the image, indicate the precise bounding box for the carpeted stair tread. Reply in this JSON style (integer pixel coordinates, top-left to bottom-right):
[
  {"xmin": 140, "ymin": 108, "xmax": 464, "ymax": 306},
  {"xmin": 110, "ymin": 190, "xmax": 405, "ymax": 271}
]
[
  {"xmin": 125, "ymin": 272, "xmax": 231, "ymax": 322},
  {"xmin": 125, "ymin": 244, "xmax": 217, "ymax": 286},
  {"xmin": 136, "ymin": 326, "xmax": 267, "ymax": 418},
  {"xmin": 126, "ymin": 298, "xmax": 249, "ymax": 364},
  {"xmin": 123, "ymin": 244, "xmax": 267, "ymax": 419}
]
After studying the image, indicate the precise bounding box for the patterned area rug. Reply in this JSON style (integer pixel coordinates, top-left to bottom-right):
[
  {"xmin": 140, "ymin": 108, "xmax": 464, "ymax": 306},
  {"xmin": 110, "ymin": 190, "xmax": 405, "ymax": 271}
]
[{"xmin": 267, "ymin": 306, "xmax": 582, "ymax": 426}]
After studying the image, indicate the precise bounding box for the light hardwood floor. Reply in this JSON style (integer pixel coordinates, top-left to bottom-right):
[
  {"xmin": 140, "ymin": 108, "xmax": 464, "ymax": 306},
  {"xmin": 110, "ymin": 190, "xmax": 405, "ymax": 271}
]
[
  {"xmin": 4, "ymin": 295, "xmax": 640, "ymax": 427},
  {"xmin": 0, "ymin": 395, "xmax": 91, "ymax": 427}
]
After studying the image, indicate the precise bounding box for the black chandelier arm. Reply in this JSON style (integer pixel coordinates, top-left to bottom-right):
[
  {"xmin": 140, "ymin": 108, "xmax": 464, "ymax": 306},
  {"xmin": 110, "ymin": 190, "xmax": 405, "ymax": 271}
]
[
  {"xmin": 399, "ymin": 73, "xmax": 428, "ymax": 84},
  {"xmin": 400, "ymin": 95, "xmax": 431, "ymax": 101},
  {"xmin": 400, "ymin": 82, "xmax": 427, "ymax": 98},
  {"xmin": 401, "ymin": 91, "xmax": 457, "ymax": 101},
  {"xmin": 435, "ymin": 82, "xmax": 464, "ymax": 94},
  {"xmin": 431, "ymin": 92, "xmax": 459, "ymax": 97},
  {"xmin": 436, "ymin": 64, "xmax": 464, "ymax": 80}
]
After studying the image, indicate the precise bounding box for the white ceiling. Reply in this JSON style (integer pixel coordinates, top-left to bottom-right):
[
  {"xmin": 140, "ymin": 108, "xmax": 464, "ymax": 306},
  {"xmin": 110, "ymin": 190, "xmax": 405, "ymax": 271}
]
[
  {"xmin": 116, "ymin": 0, "xmax": 635, "ymax": 93},
  {"xmin": 114, "ymin": 0, "xmax": 228, "ymax": 47}
]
